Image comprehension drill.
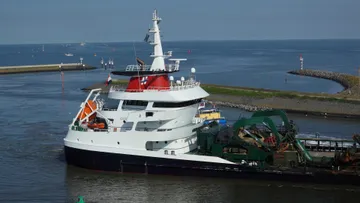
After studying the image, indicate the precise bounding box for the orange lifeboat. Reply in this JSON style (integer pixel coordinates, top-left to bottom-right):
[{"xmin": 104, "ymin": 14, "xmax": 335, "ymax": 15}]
[
  {"xmin": 77, "ymin": 100, "xmax": 97, "ymax": 121},
  {"xmin": 87, "ymin": 122, "xmax": 105, "ymax": 129}
]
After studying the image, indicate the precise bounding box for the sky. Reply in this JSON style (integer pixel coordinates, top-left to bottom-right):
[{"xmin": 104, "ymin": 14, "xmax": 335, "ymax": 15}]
[{"xmin": 0, "ymin": 0, "xmax": 359, "ymax": 44}]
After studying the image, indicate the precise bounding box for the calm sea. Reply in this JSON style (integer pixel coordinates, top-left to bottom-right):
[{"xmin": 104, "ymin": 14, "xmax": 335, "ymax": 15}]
[{"xmin": 0, "ymin": 40, "xmax": 360, "ymax": 202}]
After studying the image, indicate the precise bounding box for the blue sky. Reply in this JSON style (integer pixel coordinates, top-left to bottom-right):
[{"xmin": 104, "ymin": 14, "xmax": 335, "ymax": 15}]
[{"xmin": 0, "ymin": 0, "xmax": 359, "ymax": 44}]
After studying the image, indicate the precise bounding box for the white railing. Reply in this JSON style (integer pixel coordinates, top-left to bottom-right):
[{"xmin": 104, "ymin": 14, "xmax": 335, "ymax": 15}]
[
  {"xmin": 192, "ymin": 117, "xmax": 205, "ymax": 124},
  {"xmin": 70, "ymin": 125, "xmax": 108, "ymax": 132},
  {"xmin": 126, "ymin": 65, "xmax": 152, "ymax": 71},
  {"xmin": 124, "ymin": 64, "xmax": 178, "ymax": 72},
  {"xmin": 102, "ymin": 108, "xmax": 117, "ymax": 111},
  {"xmin": 109, "ymin": 81, "xmax": 201, "ymax": 92}
]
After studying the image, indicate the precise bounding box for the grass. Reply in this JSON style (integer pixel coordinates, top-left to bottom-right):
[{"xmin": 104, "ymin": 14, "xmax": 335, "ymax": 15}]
[
  {"xmin": 200, "ymin": 84, "xmax": 360, "ymax": 104},
  {"xmin": 111, "ymin": 79, "xmax": 129, "ymax": 85},
  {"xmin": 343, "ymin": 74, "xmax": 360, "ymax": 87}
]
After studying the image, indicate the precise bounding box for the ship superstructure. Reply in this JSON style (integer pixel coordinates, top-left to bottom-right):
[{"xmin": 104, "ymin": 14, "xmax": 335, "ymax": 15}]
[{"xmin": 63, "ymin": 10, "xmax": 232, "ymax": 168}]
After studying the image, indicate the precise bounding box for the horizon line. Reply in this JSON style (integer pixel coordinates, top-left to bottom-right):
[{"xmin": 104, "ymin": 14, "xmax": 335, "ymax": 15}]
[{"xmin": 0, "ymin": 38, "xmax": 360, "ymax": 46}]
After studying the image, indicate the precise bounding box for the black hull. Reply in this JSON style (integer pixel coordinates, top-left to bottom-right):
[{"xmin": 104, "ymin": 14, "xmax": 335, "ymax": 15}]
[{"xmin": 64, "ymin": 146, "xmax": 360, "ymax": 186}]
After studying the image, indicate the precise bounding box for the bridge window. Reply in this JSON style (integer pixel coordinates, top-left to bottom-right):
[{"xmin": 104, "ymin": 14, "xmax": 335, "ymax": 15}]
[
  {"xmin": 123, "ymin": 100, "xmax": 148, "ymax": 106},
  {"xmin": 153, "ymin": 99, "xmax": 202, "ymax": 108},
  {"xmin": 102, "ymin": 98, "xmax": 119, "ymax": 111},
  {"xmin": 122, "ymin": 100, "xmax": 148, "ymax": 110}
]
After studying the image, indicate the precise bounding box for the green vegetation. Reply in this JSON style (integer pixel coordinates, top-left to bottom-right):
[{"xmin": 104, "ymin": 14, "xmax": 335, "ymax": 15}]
[
  {"xmin": 111, "ymin": 79, "xmax": 129, "ymax": 85},
  {"xmin": 201, "ymin": 84, "xmax": 360, "ymax": 104},
  {"xmin": 343, "ymin": 74, "xmax": 360, "ymax": 87}
]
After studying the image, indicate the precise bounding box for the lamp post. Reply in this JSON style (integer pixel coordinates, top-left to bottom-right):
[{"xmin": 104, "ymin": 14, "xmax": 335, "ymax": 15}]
[
  {"xmin": 100, "ymin": 58, "xmax": 104, "ymax": 69},
  {"xmin": 59, "ymin": 63, "xmax": 64, "ymax": 90},
  {"xmin": 300, "ymin": 54, "xmax": 304, "ymax": 70}
]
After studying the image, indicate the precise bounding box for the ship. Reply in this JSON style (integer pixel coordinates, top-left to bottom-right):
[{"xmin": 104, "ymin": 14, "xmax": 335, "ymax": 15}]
[
  {"xmin": 197, "ymin": 100, "xmax": 227, "ymax": 126},
  {"xmin": 65, "ymin": 53, "xmax": 74, "ymax": 57},
  {"xmin": 63, "ymin": 10, "xmax": 360, "ymax": 186}
]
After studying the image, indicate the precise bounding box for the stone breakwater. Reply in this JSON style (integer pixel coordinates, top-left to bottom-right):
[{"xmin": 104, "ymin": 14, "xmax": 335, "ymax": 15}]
[
  {"xmin": 288, "ymin": 69, "xmax": 359, "ymax": 95},
  {"xmin": 209, "ymin": 101, "xmax": 271, "ymax": 112}
]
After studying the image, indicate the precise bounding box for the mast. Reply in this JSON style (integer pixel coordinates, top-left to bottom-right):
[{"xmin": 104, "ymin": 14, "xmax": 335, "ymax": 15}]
[
  {"xmin": 149, "ymin": 9, "xmax": 165, "ymax": 71},
  {"xmin": 112, "ymin": 9, "xmax": 186, "ymax": 77}
]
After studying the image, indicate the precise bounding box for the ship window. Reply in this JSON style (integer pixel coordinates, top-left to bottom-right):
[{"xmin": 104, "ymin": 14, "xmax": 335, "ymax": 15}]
[
  {"xmin": 146, "ymin": 112, "xmax": 154, "ymax": 117},
  {"xmin": 101, "ymin": 97, "xmax": 119, "ymax": 110},
  {"xmin": 153, "ymin": 99, "xmax": 202, "ymax": 108},
  {"xmin": 123, "ymin": 100, "xmax": 148, "ymax": 106},
  {"xmin": 122, "ymin": 100, "xmax": 148, "ymax": 110}
]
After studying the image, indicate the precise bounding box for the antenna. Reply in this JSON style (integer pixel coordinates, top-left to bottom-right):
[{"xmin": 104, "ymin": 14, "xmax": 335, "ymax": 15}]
[{"xmin": 132, "ymin": 41, "xmax": 141, "ymax": 89}]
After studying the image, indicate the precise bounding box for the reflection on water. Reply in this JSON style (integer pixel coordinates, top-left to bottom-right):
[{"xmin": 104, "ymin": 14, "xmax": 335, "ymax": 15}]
[{"xmin": 65, "ymin": 165, "xmax": 360, "ymax": 203}]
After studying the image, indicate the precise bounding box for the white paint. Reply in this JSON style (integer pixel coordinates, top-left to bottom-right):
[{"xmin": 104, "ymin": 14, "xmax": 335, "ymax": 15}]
[{"xmin": 63, "ymin": 10, "xmax": 230, "ymax": 166}]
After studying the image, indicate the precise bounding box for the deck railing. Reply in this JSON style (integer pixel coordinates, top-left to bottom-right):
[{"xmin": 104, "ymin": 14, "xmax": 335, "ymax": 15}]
[
  {"xmin": 110, "ymin": 81, "xmax": 201, "ymax": 92},
  {"xmin": 71, "ymin": 125, "xmax": 182, "ymax": 133},
  {"xmin": 299, "ymin": 137, "xmax": 358, "ymax": 152},
  {"xmin": 124, "ymin": 64, "xmax": 178, "ymax": 72}
]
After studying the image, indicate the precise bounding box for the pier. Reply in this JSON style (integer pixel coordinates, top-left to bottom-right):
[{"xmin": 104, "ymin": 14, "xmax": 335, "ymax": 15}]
[
  {"xmin": 288, "ymin": 69, "xmax": 360, "ymax": 96},
  {"xmin": 0, "ymin": 63, "xmax": 96, "ymax": 75}
]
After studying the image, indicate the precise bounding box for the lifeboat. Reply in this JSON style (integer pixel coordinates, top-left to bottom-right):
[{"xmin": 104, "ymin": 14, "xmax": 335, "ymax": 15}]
[
  {"xmin": 77, "ymin": 100, "xmax": 97, "ymax": 121},
  {"xmin": 87, "ymin": 122, "xmax": 105, "ymax": 129}
]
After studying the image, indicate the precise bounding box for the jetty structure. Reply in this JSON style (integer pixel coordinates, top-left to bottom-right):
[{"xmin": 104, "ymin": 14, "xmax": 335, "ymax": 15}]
[
  {"xmin": 0, "ymin": 63, "xmax": 95, "ymax": 75},
  {"xmin": 63, "ymin": 10, "xmax": 360, "ymax": 186},
  {"xmin": 288, "ymin": 68, "xmax": 360, "ymax": 96}
]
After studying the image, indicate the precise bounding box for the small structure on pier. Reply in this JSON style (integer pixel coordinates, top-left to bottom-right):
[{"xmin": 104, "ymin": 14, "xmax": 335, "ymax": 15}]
[{"xmin": 300, "ymin": 54, "xmax": 304, "ymax": 70}]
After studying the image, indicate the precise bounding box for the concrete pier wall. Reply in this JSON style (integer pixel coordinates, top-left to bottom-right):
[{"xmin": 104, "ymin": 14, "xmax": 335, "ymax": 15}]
[{"xmin": 0, "ymin": 63, "xmax": 96, "ymax": 74}]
